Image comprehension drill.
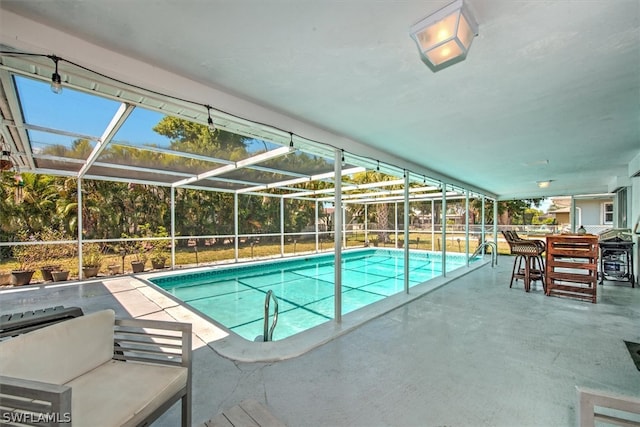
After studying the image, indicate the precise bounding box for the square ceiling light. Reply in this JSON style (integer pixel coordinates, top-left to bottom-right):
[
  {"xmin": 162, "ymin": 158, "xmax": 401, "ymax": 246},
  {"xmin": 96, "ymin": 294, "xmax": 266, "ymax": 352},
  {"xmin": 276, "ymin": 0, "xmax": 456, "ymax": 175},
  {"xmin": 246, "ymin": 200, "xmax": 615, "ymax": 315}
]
[{"xmin": 410, "ymin": 0, "xmax": 478, "ymax": 72}]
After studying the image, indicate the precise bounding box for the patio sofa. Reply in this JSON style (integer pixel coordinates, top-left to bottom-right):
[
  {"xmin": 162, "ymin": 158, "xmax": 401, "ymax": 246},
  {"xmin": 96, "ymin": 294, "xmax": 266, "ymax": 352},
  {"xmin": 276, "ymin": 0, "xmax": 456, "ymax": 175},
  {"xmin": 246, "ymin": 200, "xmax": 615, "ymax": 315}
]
[{"xmin": 0, "ymin": 309, "xmax": 192, "ymax": 426}]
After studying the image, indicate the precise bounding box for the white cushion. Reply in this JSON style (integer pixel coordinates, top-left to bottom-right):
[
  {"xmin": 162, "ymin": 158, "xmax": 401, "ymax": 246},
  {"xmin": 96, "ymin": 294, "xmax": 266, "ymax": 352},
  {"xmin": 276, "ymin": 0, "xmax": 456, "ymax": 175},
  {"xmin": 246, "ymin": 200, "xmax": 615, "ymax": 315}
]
[
  {"xmin": 65, "ymin": 359, "xmax": 188, "ymax": 427},
  {"xmin": 0, "ymin": 309, "xmax": 115, "ymax": 384}
]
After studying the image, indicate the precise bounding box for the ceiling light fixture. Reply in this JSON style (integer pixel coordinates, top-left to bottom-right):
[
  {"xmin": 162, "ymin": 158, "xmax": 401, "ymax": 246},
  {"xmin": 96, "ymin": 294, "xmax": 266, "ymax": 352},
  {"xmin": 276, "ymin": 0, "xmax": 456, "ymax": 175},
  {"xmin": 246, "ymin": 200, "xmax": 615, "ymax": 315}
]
[
  {"xmin": 49, "ymin": 55, "xmax": 62, "ymax": 94},
  {"xmin": 206, "ymin": 105, "xmax": 216, "ymax": 133},
  {"xmin": 537, "ymin": 180, "xmax": 552, "ymax": 188},
  {"xmin": 410, "ymin": 0, "xmax": 478, "ymax": 72}
]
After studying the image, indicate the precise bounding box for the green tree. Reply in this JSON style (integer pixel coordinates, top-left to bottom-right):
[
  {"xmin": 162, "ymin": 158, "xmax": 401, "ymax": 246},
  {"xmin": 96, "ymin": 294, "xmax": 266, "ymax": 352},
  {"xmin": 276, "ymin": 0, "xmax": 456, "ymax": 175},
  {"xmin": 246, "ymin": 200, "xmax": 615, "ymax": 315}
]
[{"xmin": 471, "ymin": 198, "xmax": 543, "ymax": 224}]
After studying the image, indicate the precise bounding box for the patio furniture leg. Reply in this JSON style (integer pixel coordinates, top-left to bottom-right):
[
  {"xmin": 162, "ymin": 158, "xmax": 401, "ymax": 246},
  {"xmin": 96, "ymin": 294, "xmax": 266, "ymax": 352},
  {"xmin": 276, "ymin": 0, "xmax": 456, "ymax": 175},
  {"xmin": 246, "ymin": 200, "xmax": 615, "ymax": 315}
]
[
  {"xmin": 524, "ymin": 255, "xmax": 531, "ymax": 292},
  {"xmin": 535, "ymin": 255, "xmax": 546, "ymax": 293},
  {"xmin": 510, "ymin": 255, "xmax": 522, "ymax": 288}
]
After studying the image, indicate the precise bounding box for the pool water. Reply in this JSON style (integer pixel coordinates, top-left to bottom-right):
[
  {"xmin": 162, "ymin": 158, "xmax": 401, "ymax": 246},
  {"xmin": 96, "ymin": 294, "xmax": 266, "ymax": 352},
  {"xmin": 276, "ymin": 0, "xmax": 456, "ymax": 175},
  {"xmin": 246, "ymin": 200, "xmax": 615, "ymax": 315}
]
[{"xmin": 151, "ymin": 249, "xmax": 473, "ymax": 341}]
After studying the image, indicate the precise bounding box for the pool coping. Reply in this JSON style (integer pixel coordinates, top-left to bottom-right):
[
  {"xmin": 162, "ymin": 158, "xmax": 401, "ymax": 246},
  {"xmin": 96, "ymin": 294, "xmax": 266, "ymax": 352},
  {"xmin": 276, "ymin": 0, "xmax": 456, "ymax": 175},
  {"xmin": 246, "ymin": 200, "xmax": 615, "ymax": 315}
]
[
  {"xmin": 139, "ymin": 255, "xmax": 491, "ymax": 362},
  {"xmin": 0, "ymin": 253, "xmax": 490, "ymax": 363}
]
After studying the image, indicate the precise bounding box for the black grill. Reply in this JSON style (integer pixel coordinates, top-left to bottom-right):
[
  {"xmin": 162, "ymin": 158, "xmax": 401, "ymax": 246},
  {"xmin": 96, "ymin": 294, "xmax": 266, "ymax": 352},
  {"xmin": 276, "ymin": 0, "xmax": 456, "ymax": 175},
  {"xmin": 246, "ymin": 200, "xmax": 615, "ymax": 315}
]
[{"xmin": 598, "ymin": 229, "xmax": 635, "ymax": 286}]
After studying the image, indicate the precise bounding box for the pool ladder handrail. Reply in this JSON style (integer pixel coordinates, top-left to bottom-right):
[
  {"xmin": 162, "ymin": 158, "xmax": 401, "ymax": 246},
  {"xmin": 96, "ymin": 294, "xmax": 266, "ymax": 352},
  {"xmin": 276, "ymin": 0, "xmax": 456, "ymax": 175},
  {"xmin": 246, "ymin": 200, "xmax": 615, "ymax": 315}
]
[
  {"xmin": 470, "ymin": 241, "xmax": 498, "ymax": 267},
  {"xmin": 263, "ymin": 290, "xmax": 279, "ymax": 342}
]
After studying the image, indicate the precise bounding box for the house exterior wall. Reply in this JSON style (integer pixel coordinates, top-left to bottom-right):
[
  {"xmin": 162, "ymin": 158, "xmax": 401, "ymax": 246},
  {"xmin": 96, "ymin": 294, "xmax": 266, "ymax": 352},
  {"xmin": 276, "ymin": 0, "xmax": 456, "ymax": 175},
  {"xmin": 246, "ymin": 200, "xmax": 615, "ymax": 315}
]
[
  {"xmin": 554, "ymin": 212, "xmax": 570, "ymax": 226},
  {"xmin": 576, "ymin": 199, "xmax": 613, "ymax": 226}
]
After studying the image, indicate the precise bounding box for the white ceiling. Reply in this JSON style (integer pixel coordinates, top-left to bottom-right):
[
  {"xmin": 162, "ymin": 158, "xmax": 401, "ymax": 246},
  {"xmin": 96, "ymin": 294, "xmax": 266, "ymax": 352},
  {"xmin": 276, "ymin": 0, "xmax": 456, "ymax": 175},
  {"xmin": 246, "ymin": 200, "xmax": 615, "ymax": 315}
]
[{"xmin": 1, "ymin": 0, "xmax": 639, "ymax": 200}]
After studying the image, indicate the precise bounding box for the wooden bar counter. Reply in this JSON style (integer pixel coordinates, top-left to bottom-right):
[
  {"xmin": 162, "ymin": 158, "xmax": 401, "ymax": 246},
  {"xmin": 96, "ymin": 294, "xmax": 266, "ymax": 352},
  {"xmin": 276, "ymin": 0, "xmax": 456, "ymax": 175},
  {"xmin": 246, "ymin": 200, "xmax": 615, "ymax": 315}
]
[{"xmin": 545, "ymin": 234, "xmax": 599, "ymax": 303}]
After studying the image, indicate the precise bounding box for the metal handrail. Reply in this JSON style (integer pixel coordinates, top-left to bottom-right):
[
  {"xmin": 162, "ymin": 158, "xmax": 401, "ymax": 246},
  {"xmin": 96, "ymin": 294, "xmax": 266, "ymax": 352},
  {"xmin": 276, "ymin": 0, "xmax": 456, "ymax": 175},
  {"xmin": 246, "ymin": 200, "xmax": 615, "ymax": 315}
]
[
  {"xmin": 471, "ymin": 241, "xmax": 498, "ymax": 267},
  {"xmin": 262, "ymin": 290, "xmax": 279, "ymax": 342}
]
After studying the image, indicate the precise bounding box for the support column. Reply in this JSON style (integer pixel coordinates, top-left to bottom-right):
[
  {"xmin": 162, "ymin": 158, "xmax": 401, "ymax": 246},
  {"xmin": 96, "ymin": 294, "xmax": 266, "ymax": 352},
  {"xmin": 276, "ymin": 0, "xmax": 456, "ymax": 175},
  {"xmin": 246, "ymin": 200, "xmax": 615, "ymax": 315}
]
[
  {"xmin": 171, "ymin": 187, "xmax": 175, "ymax": 269},
  {"xmin": 77, "ymin": 177, "xmax": 83, "ymax": 279},
  {"xmin": 315, "ymin": 200, "xmax": 319, "ymax": 253},
  {"xmin": 334, "ymin": 149, "xmax": 343, "ymax": 323},
  {"xmin": 234, "ymin": 193, "xmax": 239, "ymax": 262},
  {"xmin": 465, "ymin": 189, "xmax": 470, "ymax": 267},
  {"xmin": 493, "ymin": 199, "xmax": 498, "ymax": 249},
  {"xmin": 364, "ymin": 204, "xmax": 368, "ymax": 245},
  {"xmin": 442, "ymin": 184, "xmax": 447, "ymax": 277},
  {"xmin": 280, "ymin": 197, "xmax": 285, "ymax": 257},
  {"xmin": 404, "ymin": 172, "xmax": 410, "ymax": 294},
  {"xmin": 394, "ymin": 202, "xmax": 398, "ymax": 248},
  {"xmin": 431, "ymin": 199, "xmax": 435, "ymax": 251},
  {"xmin": 481, "ymin": 196, "xmax": 486, "ymax": 248},
  {"xmin": 342, "ymin": 204, "xmax": 347, "ymax": 248},
  {"xmin": 570, "ymin": 196, "xmax": 577, "ymax": 232}
]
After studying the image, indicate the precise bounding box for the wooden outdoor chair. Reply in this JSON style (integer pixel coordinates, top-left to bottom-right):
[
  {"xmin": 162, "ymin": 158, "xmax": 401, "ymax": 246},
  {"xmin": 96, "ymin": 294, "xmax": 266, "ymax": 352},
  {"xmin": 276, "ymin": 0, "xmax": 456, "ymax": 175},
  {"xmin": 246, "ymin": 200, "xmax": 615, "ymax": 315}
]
[{"xmin": 502, "ymin": 230, "xmax": 546, "ymax": 292}]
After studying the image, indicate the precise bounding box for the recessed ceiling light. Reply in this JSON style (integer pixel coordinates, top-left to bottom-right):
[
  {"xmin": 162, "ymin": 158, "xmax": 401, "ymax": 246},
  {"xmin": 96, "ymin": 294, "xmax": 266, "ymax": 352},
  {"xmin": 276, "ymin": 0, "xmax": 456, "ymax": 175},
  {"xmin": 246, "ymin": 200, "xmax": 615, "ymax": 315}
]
[
  {"xmin": 523, "ymin": 159, "xmax": 550, "ymax": 167},
  {"xmin": 537, "ymin": 180, "xmax": 552, "ymax": 188}
]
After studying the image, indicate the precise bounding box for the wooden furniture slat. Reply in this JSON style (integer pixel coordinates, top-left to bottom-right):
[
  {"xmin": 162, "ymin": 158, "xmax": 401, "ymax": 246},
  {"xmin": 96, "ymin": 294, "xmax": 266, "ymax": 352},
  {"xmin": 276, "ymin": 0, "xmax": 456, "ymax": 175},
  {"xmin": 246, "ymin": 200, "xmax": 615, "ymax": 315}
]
[
  {"xmin": 547, "ymin": 273, "xmax": 597, "ymax": 283},
  {"xmin": 547, "ymin": 284, "xmax": 595, "ymax": 293},
  {"xmin": 548, "ymin": 249, "xmax": 597, "ymax": 257},
  {"xmin": 546, "ymin": 260, "xmax": 598, "ymax": 270},
  {"xmin": 546, "ymin": 235, "xmax": 598, "ymax": 303}
]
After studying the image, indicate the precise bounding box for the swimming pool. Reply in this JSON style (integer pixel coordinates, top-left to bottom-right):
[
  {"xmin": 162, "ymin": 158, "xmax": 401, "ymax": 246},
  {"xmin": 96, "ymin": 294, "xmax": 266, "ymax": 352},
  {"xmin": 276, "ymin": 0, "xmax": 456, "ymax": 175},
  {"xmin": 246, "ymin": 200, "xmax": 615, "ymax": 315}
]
[{"xmin": 151, "ymin": 249, "xmax": 476, "ymax": 341}]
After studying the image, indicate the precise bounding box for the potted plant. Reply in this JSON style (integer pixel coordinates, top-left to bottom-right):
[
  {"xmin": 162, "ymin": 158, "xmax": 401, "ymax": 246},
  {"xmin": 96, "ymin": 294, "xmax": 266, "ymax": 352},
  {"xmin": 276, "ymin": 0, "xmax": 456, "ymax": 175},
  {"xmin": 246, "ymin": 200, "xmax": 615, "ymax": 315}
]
[
  {"xmin": 39, "ymin": 264, "xmax": 61, "ymax": 282},
  {"xmin": 0, "ymin": 271, "xmax": 11, "ymax": 285},
  {"xmin": 51, "ymin": 268, "xmax": 70, "ymax": 282},
  {"xmin": 38, "ymin": 229, "xmax": 75, "ymax": 281},
  {"xmin": 82, "ymin": 245, "xmax": 102, "ymax": 278},
  {"xmin": 131, "ymin": 251, "xmax": 147, "ymax": 273},
  {"xmin": 11, "ymin": 243, "xmax": 37, "ymax": 286},
  {"xmin": 150, "ymin": 246, "xmax": 168, "ymax": 269}
]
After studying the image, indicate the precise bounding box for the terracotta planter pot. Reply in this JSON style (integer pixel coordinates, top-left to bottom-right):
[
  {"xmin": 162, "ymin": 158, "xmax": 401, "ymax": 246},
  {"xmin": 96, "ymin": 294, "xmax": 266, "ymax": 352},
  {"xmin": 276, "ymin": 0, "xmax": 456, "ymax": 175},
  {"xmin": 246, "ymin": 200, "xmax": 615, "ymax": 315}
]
[
  {"xmin": 40, "ymin": 265, "xmax": 61, "ymax": 282},
  {"xmin": 131, "ymin": 261, "xmax": 145, "ymax": 273},
  {"xmin": 108, "ymin": 264, "xmax": 120, "ymax": 275},
  {"xmin": 51, "ymin": 270, "xmax": 70, "ymax": 282},
  {"xmin": 10, "ymin": 270, "xmax": 35, "ymax": 286},
  {"xmin": 151, "ymin": 259, "xmax": 166, "ymax": 270},
  {"xmin": 82, "ymin": 266, "xmax": 99, "ymax": 278},
  {"xmin": 0, "ymin": 272, "xmax": 11, "ymax": 285}
]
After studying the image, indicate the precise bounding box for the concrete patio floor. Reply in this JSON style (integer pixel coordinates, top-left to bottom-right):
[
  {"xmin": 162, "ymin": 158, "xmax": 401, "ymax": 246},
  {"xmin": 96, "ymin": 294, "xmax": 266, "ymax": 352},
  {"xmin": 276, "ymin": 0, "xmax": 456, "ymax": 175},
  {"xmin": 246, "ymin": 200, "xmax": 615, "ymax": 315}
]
[{"xmin": 1, "ymin": 255, "xmax": 639, "ymax": 426}]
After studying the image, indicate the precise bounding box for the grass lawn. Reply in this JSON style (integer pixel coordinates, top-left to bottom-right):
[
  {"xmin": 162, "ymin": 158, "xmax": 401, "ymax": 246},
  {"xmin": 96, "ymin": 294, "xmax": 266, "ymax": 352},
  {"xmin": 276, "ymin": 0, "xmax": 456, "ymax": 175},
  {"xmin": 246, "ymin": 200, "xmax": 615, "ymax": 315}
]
[{"xmin": 0, "ymin": 232, "xmax": 516, "ymax": 285}]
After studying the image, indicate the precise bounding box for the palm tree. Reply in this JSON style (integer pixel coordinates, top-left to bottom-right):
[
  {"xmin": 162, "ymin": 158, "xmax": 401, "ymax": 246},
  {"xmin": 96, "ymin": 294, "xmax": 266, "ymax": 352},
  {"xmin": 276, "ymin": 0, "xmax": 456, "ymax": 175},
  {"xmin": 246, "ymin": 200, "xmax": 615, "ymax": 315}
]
[{"xmin": 349, "ymin": 170, "xmax": 402, "ymax": 243}]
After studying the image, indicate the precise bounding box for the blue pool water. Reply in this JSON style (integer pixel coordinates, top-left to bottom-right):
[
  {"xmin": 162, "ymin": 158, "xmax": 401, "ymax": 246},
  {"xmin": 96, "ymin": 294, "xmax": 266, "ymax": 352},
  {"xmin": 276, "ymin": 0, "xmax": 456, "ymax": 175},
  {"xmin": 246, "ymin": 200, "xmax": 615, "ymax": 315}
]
[{"xmin": 151, "ymin": 249, "xmax": 473, "ymax": 341}]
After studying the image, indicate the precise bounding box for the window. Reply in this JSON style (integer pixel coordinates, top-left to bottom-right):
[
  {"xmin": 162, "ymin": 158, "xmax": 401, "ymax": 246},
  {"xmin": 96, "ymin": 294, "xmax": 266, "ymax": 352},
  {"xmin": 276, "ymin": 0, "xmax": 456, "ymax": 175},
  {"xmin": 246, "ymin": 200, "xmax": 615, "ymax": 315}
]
[{"xmin": 603, "ymin": 202, "xmax": 614, "ymax": 224}]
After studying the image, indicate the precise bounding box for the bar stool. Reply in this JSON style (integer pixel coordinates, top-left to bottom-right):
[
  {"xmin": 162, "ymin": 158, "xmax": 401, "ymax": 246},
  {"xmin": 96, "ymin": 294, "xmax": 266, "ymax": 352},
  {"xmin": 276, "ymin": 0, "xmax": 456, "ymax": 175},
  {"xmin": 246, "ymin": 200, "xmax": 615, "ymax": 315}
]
[{"xmin": 502, "ymin": 230, "xmax": 546, "ymax": 292}]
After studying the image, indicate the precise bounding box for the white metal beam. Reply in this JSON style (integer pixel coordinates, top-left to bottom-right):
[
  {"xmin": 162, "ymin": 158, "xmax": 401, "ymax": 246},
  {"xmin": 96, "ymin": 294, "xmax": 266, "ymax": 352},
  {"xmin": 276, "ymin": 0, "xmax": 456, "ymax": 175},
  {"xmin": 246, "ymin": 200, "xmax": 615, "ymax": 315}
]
[
  {"xmin": 172, "ymin": 145, "xmax": 292, "ymax": 187},
  {"xmin": 333, "ymin": 148, "xmax": 342, "ymax": 323},
  {"xmin": 239, "ymin": 166, "xmax": 365, "ymax": 194},
  {"xmin": 0, "ymin": 69, "xmax": 35, "ymax": 170},
  {"xmin": 78, "ymin": 102, "xmax": 135, "ymax": 178}
]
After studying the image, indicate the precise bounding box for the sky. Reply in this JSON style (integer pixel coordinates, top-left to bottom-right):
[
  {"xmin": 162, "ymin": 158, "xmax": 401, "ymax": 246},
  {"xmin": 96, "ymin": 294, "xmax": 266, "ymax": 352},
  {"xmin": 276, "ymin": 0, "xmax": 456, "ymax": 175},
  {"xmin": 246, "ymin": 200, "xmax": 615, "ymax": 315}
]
[{"xmin": 16, "ymin": 75, "xmax": 171, "ymax": 147}]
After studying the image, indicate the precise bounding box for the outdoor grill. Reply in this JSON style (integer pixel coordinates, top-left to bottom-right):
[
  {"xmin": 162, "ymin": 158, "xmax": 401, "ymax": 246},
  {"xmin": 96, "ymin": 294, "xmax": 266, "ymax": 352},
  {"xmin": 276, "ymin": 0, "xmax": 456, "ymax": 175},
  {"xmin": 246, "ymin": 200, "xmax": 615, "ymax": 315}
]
[{"xmin": 598, "ymin": 228, "xmax": 635, "ymax": 287}]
